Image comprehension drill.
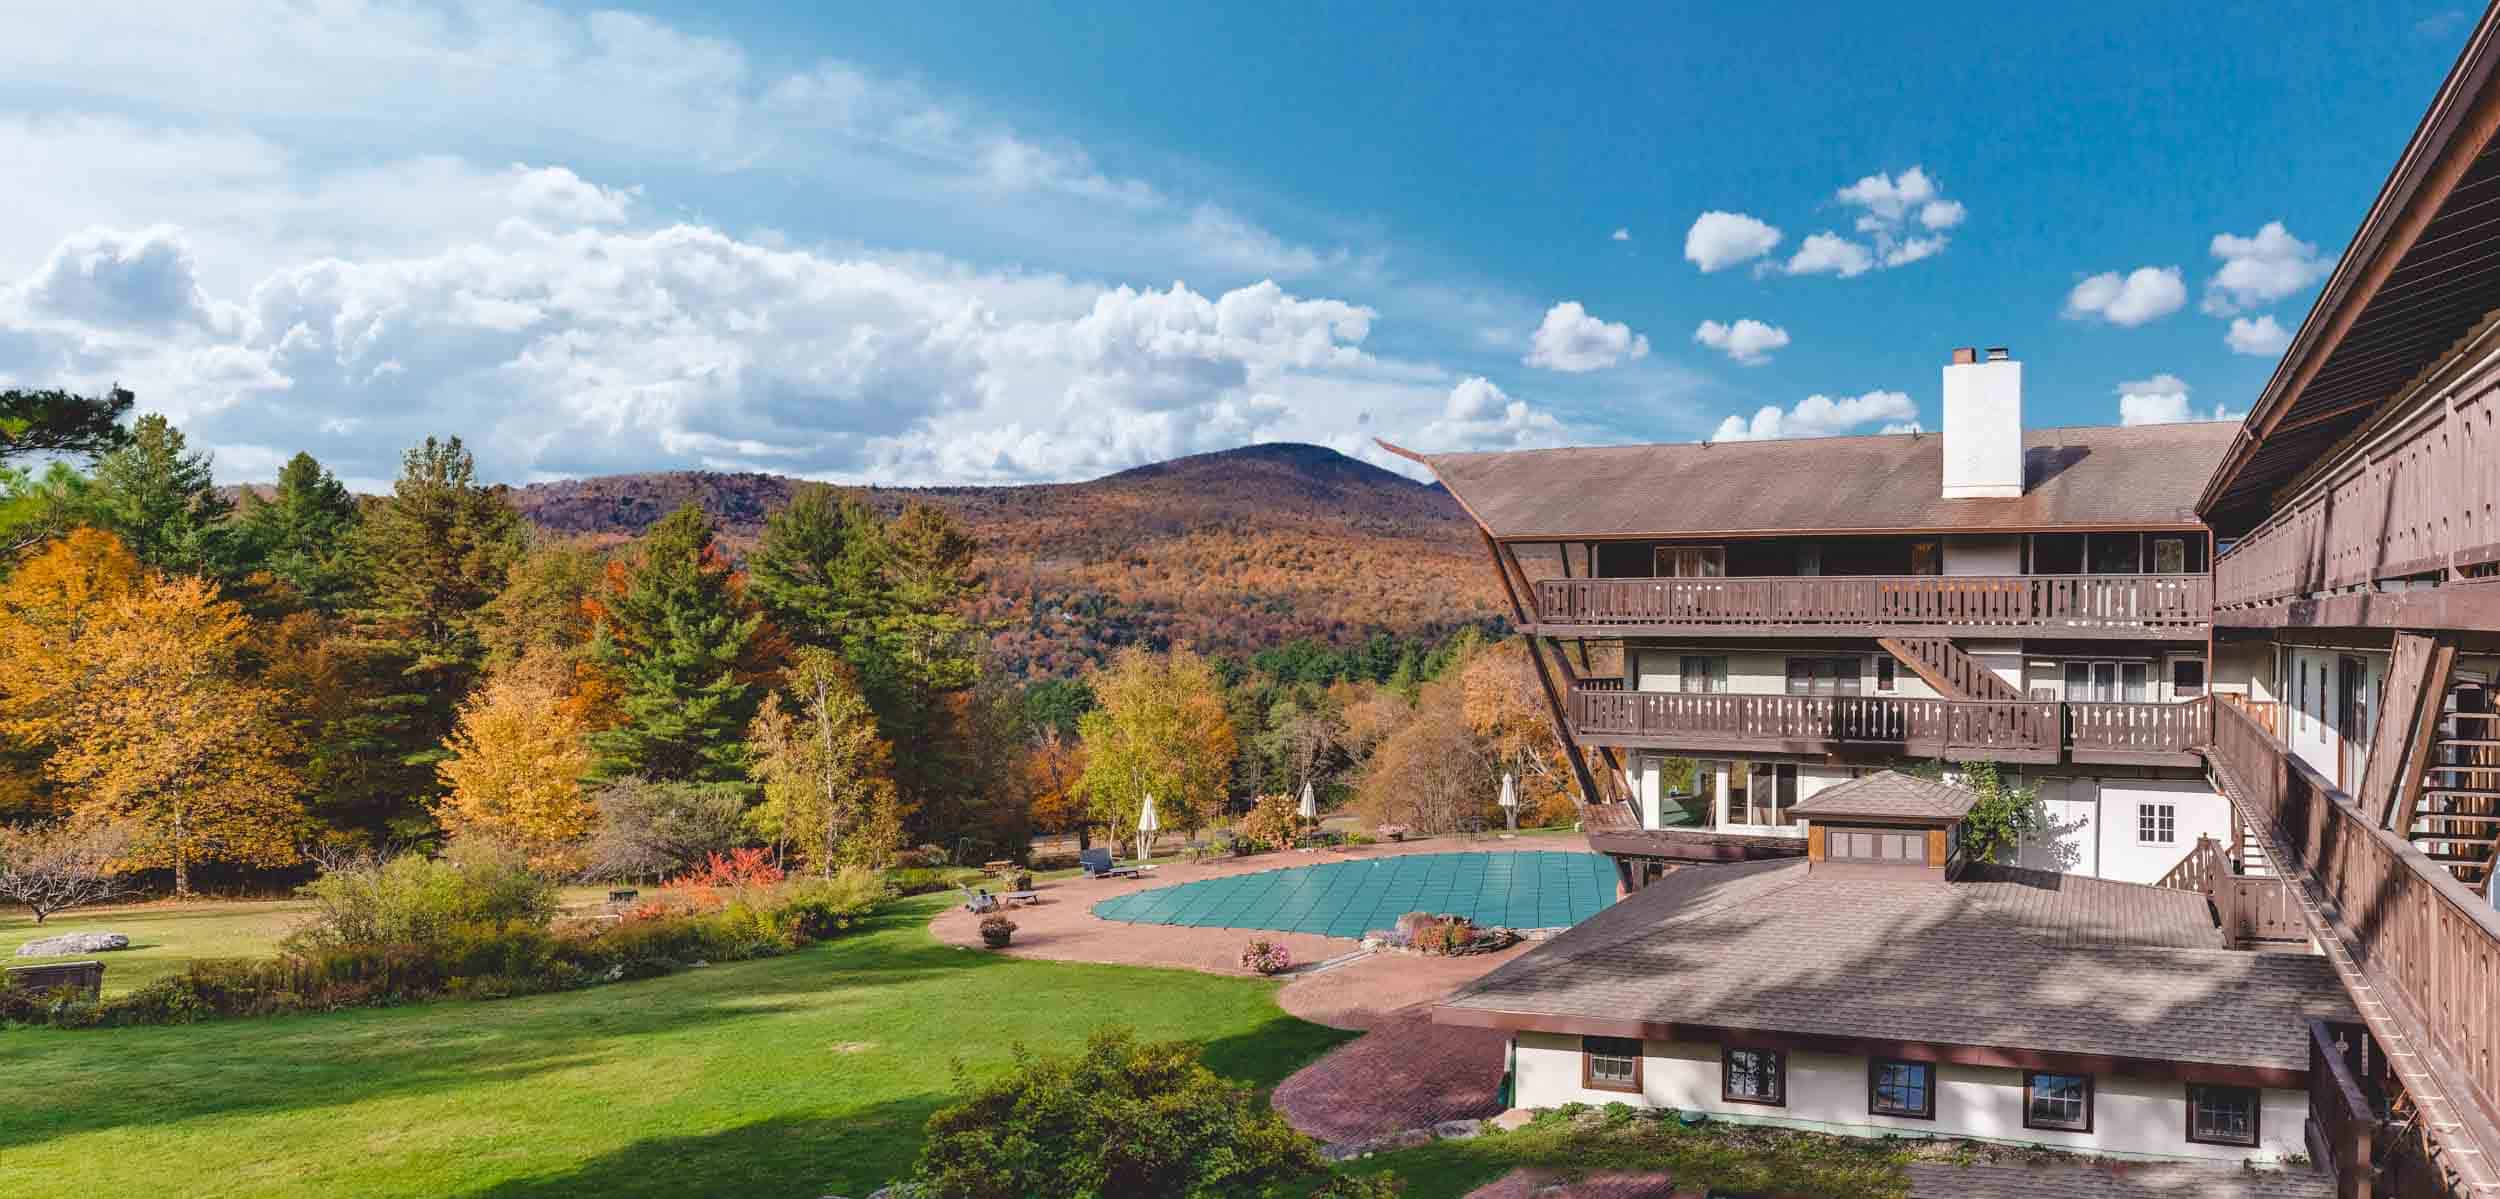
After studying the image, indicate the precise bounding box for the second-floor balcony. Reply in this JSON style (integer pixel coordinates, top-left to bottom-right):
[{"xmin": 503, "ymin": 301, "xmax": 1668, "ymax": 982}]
[
  {"xmin": 1531, "ymin": 573, "xmax": 2211, "ymax": 639},
  {"xmin": 1567, "ymin": 687, "xmax": 2212, "ymax": 767}
]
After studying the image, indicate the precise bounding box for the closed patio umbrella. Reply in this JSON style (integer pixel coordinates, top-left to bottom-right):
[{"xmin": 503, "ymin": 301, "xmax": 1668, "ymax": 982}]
[
  {"xmin": 1298, "ymin": 781, "xmax": 1318, "ymax": 833},
  {"xmin": 1499, "ymin": 771, "xmax": 1518, "ymax": 832},
  {"xmin": 1137, "ymin": 793, "xmax": 1161, "ymax": 861}
]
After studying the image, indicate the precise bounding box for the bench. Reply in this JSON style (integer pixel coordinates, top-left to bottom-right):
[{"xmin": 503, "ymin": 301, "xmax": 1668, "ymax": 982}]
[
  {"xmin": 1000, "ymin": 890, "xmax": 1042, "ymax": 908},
  {"xmin": 607, "ymin": 888, "xmax": 640, "ymax": 905},
  {"xmin": 5, "ymin": 960, "xmax": 104, "ymax": 1000}
]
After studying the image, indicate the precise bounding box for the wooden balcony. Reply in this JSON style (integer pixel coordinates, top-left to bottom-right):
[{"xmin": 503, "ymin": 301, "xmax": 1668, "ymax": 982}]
[
  {"xmin": 1532, "ymin": 573, "xmax": 2211, "ymax": 639},
  {"xmin": 1567, "ymin": 689, "xmax": 2209, "ymax": 767}
]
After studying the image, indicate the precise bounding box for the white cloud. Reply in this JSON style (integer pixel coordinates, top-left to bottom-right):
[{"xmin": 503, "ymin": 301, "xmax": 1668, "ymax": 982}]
[
  {"xmin": 2203, "ymin": 221, "xmax": 2328, "ymax": 316},
  {"xmin": 506, "ymin": 165, "xmax": 637, "ymax": 224},
  {"xmin": 1684, "ymin": 211, "xmax": 1782, "ymax": 272},
  {"xmin": 1711, "ymin": 390, "xmax": 1919, "ymax": 441},
  {"xmin": 1524, "ymin": 301, "xmax": 1650, "ymax": 372},
  {"xmin": 2116, "ymin": 374, "xmax": 2237, "ymax": 425},
  {"xmin": 1836, "ymin": 166, "xmax": 1940, "ymax": 224},
  {"xmin": 2225, "ymin": 314, "xmax": 2292, "ymax": 356},
  {"xmin": 1425, "ymin": 375, "xmax": 1566, "ymax": 452},
  {"xmin": 1692, "ymin": 318, "xmax": 1790, "ymax": 366},
  {"xmin": 2063, "ymin": 266, "xmax": 2186, "ymax": 326},
  {"xmin": 1783, "ymin": 232, "xmax": 1876, "ymax": 278},
  {"xmin": 1918, "ymin": 200, "xmax": 1966, "ymax": 231},
  {"xmin": 1610, "ymin": 228, "xmax": 1631, "ymax": 242},
  {"xmin": 19, "ymin": 225, "xmax": 228, "ymax": 332}
]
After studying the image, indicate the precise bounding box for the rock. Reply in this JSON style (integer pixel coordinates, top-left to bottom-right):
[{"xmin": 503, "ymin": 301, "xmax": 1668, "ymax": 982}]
[
  {"xmin": 1490, "ymin": 1107, "xmax": 1537, "ymax": 1132},
  {"xmin": 14, "ymin": 932, "xmax": 128, "ymax": 957},
  {"xmin": 1320, "ymin": 1142, "xmax": 1366, "ymax": 1162},
  {"xmin": 1432, "ymin": 1118, "xmax": 1485, "ymax": 1140}
]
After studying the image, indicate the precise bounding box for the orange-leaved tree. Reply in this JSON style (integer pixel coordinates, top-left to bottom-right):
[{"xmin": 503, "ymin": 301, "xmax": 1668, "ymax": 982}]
[
  {"xmin": 1076, "ymin": 647, "xmax": 1235, "ymax": 845},
  {"xmin": 0, "ymin": 530, "xmax": 304, "ymax": 894},
  {"xmin": 434, "ymin": 647, "xmax": 597, "ymax": 870}
]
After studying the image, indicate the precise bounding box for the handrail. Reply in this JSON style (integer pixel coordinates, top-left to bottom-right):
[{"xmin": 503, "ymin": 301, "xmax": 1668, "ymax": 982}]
[
  {"xmin": 1569, "ymin": 689, "xmax": 2209, "ymax": 759},
  {"xmin": 2308, "ymin": 1018, "xmax": 2376, "ymax": 1199},
  {"xmin": 1535, "ymin": 572, "xmax": 2211, "ymax": 631}
]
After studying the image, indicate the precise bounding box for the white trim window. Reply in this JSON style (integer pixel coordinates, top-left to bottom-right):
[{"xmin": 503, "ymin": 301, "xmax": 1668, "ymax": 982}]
[{"xmin": 2137, "ymin": 802, "xmax": 2177, "ymax": 846}]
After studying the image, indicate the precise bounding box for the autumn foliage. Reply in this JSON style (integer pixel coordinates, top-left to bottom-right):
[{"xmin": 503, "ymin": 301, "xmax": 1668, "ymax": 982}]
[{"xmin": 434, "ymin": 650, "xmax": 598, "ymax": 871}]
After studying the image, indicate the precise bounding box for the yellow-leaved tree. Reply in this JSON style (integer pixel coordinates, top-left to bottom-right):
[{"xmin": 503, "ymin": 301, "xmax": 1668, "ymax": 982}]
[
  {"xmin": 746, "ymin": 650, "xmax": 902, "ymax": 874},
  {"xmin": 1076, "ymin": 647, "xmax": 1236, "ymax": 845},
  {"xmin": 0, "ymin": 530, "xmax": 304, "ymax": 895},
  {"xmin": 433, "ymin": 648, "xmax": 597, "ymax": 869}
]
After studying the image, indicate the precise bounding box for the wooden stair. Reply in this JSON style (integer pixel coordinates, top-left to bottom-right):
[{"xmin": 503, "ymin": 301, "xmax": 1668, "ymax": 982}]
[
  {"xmin": 2403, "ymin": 682, "xmax": 2499, "ymax": 893},
  {"xmin": 1876, "ymin": 636, "xmax": 2023, "ymax": 701}
]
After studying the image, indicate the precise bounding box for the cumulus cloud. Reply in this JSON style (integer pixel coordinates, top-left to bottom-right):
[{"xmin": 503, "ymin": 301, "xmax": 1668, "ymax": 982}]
[
  {"xmin": 506, "ymin": 165, "xmax": 637, "ymax": 224},
  {"xmin": 1424, "ymin": 375, "xmax": 1566, "ymax": 451},
  {"xmin": 2225, "ymin": 314, "xmax": 2292, "ymax": 356},
  {"xmin": 2116, "ymin": 374, "xmax": 2236, "ymax": 425},
  {"xmin": 2063, "ymin": 266, "xmax": 2186, "ymax": 327},
  {"xmin": 1610, "ymin": 228, "xmax": 1631, "ymax": 241},
  {"xmin": 1783, "ymin": 165, "xmax": 1968, "ymax": 276},
  {"xmin": 1711, "ymin": 390, "xmax": 1919, "ymax": 441},
  {"xmin": 2203, "ymin": 221, "xmax": 2328, "ymax": 316},
  {"xmin": 1524, "ymin": 301, "xmax": 1650, "ymax": 372},
  {"xmin": 1684, "ymin": 211, "xmax": 1782, "ymax": 272},
  {"xmin": 1692, "ymin": 318, "xmax": 1790, "ymax": 366},
  {"xmin": 17, "ymin": 225, "xmax": 225, "ymax": 331},
  {"xmin": 1783, "ymin": 232, "xmax": 1876, "ymax": 278}
]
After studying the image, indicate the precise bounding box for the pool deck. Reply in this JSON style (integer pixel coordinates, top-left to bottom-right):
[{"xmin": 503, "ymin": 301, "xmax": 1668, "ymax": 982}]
[{"xmin": 926, "ymin": 832, "xmax": 1603, "ymax": 977}]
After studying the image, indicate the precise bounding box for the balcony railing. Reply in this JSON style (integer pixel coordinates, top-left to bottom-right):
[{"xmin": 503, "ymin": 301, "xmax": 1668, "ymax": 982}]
[
  {"xmin": 1566, "ymin": 689, "xmax": 2209, "ymax": 764},
  {"xmin": 2213, "ymin": 380, "xmax": 2500, "ymax": 610},
  {"xmin": 1532, "ymin": 573, "xmax": 2210, "ymax": 635}
]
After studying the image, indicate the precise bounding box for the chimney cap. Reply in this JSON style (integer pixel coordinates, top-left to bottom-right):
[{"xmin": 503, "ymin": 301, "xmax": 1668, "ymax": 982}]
[
  {"xmin": 1985, "ymin": 346, "xmax": 2011, "ymax": 361},
  {"xmin": 1950, "ymin": 347, "xmax": 1977, "ymax": 365}
]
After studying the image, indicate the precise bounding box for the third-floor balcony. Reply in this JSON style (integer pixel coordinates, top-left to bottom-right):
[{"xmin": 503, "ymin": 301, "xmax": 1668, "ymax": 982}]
[
  {"xmin": 1567, "ymin": 687, "xmax": 2212, "ymax": 767},
  {"xmin": 1531, "ymin": 573, "xmax": 2211, "ymax": 640}
]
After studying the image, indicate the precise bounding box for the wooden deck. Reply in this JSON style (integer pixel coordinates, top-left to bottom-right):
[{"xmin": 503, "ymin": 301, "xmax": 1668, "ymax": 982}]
[
  {"xmin": 1533, "ymin": 573, "xmax": 2211, "ymax": 639},
  {"xmin": 1566, "ymin": 689, "xmax": 2208, "ymax": 766}
]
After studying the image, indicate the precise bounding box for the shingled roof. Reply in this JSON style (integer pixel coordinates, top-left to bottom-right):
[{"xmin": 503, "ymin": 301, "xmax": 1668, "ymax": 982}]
[
  {"xmin": 1791, "ymin": 770, "xmax": 1977, "ymax": 822},
  {"xmin": 1436, "ymin": 858, "xmax": 2352, "ymax": 1074},
  {"xmin": 1398, "ymin": 421, "xmax": 2237, "ymax": 541}
]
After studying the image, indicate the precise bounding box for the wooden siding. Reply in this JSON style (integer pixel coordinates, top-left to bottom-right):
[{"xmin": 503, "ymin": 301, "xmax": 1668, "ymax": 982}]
[
  {"xmin": 2213, "ymin": 374, "xmax": 2500, "ymax": 614},
  {"xmin": 1534, "ymin": 573, "xmax": 2211, "ymax": 637}
]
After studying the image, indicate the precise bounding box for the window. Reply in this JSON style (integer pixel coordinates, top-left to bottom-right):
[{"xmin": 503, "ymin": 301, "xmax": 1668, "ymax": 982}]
[
  {"xmin": 1827, "ymin": 826, "xmax": 1927, "ymax": 864},
  {"xmin": 2138, "ymin": 803, "xmax": 2177, "ymax": 845},
  {"xmin": 1907, "ymin": 540, "xmax": 1941, "ymax": 575},
  {"xmin": 1875, "ymin": 658, "xmax": 1898, "ymax": 694},
  {"xmin": 2186, "ymin": 1084, "xmax": 2259, "ymax": 1147},
  {"xmin": 1680, "ymin": 655, "xmax": 1727, "ymax": 694},
  {"xmin": 2089, "ymin": 533, "xmax": 2143, "ymax": 574},
  {"xmin": 2024, "ymin": 1072, "xmax": 2093, "ymax": 1132},
  {"xmin": 2152, "ymin": 537, "xmax": 2188, "ymax": 574},
  {"xmin": 1869, "ymin": 1059, "xmax": 1935, "ymax": 1119},
  {"xmin": 1722, "ymin": 760, "xmax": 1747, "ymax": 826},
  {"xmin": 1582, "ymin": 1036, "xmax": 1642, "ymax": 1093},
  {"xmin": 1724, "ymin": 761, "xmax": 1798, "ymax": 827},
  {"xmin": 1655, "ymin": 546, "xmax": 1726, "ymax": 578},
  {"xmin": 1786, "ymin": 657, "xmax": 1863, "ymax": 697},
  {"xmin": 2061, "ymin": 660, "xmax": 2148, "ymax": 702},
  {"xmin": 1722, "ymin": 1047, "xmax": 1784, "ymax": 1106},
  {"xmin": 2172, "ymin": 658, "xmax": 2206, "ymax": 700},
  {"xmin": 1797, "ymin": 544, "xmax": 1823, "ymax": 576}
]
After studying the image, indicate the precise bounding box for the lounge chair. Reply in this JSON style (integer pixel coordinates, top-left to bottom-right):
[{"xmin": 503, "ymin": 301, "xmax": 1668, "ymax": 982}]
[
  {"xmin": 1080, "ymin": 848, "xmax": 1148, "ymax": 880},
  {"xmin": 959, "ymin": 887, "xmax": 1000, "ymax": 914}
]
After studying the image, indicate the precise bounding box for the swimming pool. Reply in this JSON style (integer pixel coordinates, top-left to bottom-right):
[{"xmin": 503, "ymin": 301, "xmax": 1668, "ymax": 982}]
[{"xmin": 1088, "ymin": 850, "xmax": 1615, "ymax": 939}]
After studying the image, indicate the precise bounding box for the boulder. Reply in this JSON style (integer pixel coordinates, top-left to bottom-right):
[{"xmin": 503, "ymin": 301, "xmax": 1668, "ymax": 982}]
[
  {"xmin": 1490, "ymin": 1107, "xmax": 1538, "ymax": 1132},
  {"xmin": 15, "ymin": 931, "xmax": 129, "ymax": 957},
  {"xmin": 1432, "ymin": 1118, "xmax": 1485, "ymax": 1140}
]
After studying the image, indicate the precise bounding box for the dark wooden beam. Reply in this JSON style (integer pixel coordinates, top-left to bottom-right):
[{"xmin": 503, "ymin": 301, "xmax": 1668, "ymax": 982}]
[{"xmin": 1476, "ymin": 529, "xmax": 1605, "ymax": 810}]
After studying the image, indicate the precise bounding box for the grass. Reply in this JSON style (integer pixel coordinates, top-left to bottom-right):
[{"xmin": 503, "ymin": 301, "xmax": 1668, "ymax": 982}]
[
  {"xmin": 0, "ymin": 892, "xmax": 1354, "ymax": 1199},
  {"xmin": 1331, "ymin": 1106, "xmax": 1916, "ymax": 1198}
]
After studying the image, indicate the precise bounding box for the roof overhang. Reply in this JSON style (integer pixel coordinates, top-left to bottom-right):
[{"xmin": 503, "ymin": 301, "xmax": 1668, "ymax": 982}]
[{"xmin": 2198, "ymin": 7, "xmax": 2500, "ymax": 533}]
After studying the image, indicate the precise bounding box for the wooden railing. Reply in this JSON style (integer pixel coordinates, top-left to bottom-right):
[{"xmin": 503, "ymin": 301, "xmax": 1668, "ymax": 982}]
[
  {"xmin": 2214, "ymin": 381, "xmax": 2500, "ymax": 609},
  {"xmin": 2217, "ymin": 692, "xmax": 2283, "ymax": 738},
  {"xmin": 2309, "ymin": 1018, "xmax": 2377, "ymax": 1199},
  {"xmin": 1567, "ymin": 690, "xmax": 2066, "ymax": 758},
  {"xmin": 2155, "ymin": 834, "xmax": 2231, "ymax": 892},
  {"xmin": 2068, "ymin": 699, "xmax": 2211, "ymax": 756},
  {"xmin": 2212, "ymin": 698, "xmax": 2500, "ymax": 1176},
  {"xmin": 1533, "ymin": 573, "xmax": 2211, "ymax": 634}
]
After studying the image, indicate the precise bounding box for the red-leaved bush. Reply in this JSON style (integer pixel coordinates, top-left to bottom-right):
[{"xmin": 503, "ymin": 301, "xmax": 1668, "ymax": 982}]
[{"xmin": 671, "ymin": 848, "xmax": 785, "ymax": 890}]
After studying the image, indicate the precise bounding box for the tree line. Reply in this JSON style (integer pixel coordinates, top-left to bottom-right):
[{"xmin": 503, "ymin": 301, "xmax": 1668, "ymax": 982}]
[{"xmin": 0, "ymin": 388, "xmax": 1609, "ymax": 899}]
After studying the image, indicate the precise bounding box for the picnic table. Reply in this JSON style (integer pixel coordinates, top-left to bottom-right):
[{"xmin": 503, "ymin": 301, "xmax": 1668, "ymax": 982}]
[{"xmin": 981, "ymin": 859, "xmax": 1016, "ymax": 877}]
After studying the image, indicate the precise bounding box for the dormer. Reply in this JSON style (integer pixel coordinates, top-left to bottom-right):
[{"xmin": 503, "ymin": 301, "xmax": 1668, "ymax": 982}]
[{"xmin": 1794, "ymin": 770, "xmax": 1979, "ymax": 880}]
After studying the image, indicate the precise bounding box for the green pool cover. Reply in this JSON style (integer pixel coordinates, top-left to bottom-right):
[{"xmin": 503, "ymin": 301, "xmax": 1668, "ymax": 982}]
[{"xmin": 1089, "ymin": 851, "xmax": 1615, "ymax": 939}]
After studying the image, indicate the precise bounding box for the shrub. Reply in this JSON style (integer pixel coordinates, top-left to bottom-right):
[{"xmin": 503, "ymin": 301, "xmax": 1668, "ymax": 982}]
[
  {"xmin": 1010, "ymin": 871, "xmax": 1034, "ymax": 892},
  {"xmin": 1239, "ymin": 939, "xmax": 1292, "ymax": 975},
  {"xmin": 774, "ymin": 868, "xmax": 891, "ymax": 940},
  {"xmin": 979, "ymin": 915, "xmax": 1016, "ymax": 948},
  {"xmin": 286, "ymin": 840, "xmax": 558, "ymax": 954},
  {"xmin": 1238, "ymin": 792, "xmax": 1300, "ymax": 851},
  {"xmin": 671, "ymin": 847, "xmax": 785, "ymax": 890},
  {"xmin": 894, "ymin": 843, "xmax": 949, "ymax": 869},
  {"xmin": 1396, "ymin": 911, "xmax": 1478, "ymax": 956},
  {"xmin": 888, "ymin": 867, "xmax": 955, "ymax": 896},
  {"xmin": 912, "ymin": 1027, "xmax": 1330, "ymax": 1198},
  {"xmin": 1028, "ymin": 853, "xmax": 1077, "ymax": 872},
  {"xmin": 580, "ymin": 778, "xmax": 749, "ymax": 882}
]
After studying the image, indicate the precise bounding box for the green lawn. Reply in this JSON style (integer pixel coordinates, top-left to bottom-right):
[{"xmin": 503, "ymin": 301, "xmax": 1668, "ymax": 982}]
[
  {"xmin": 3, "ymin": 897, "xmax": 314, "ymax": 996},
  {"xmin": 0, "ymin": 894, "xmax": 1353, "ymax": 1199}
]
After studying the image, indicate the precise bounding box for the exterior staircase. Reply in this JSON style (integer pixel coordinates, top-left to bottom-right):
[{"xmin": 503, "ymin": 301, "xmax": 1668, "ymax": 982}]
[
  {"xmin": 1876, "ymin": 636, "xmax": 2024, "ymax": 701},
  {"xmin": 2404, "ymin": 679, "xmax": 2500, "ymax": 893}
]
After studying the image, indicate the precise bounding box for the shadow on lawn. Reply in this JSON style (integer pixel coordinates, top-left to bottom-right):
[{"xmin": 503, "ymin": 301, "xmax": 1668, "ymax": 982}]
[{"xmin": 459, "ymin": 1103, "xmax": 944, "ymax": 1199}]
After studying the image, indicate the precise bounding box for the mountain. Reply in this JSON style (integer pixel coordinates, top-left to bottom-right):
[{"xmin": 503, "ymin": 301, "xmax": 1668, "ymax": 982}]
[{"xmin": 505, "ymin": 443, "xmax": 1505, "ymax": 676}]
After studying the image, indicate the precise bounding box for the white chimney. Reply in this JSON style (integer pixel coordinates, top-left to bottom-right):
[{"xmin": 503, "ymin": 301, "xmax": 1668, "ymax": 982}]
[{"xmin": 1940, "ymin": 345, "xmax": 2023, "ymax": 499}]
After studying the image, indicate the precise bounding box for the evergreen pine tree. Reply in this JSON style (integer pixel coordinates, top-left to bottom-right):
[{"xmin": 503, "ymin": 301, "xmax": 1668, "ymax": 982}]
[
  {"xmin": 590, "ymin": 503, "xmax": 767, "ymax": 785},
  {"xmin": 747, "ymin": 483, "xmax": 885, "ymax": 651},
  {"xmin": 88, "ymin": 414, "xmax": 233, "ymax": 576},
  {"xmin": 235, "ymin": 452, "xmax": 361, "ymax": 610}
]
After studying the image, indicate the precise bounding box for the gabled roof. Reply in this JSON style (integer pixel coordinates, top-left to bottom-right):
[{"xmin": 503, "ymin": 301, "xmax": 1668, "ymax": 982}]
[
  {"xmin": 1390, "ymin": 422, "xmax": 2235, "ymax": 542},
  {"xmin": 1437, "ymin": 859, "xmax": 2353, "ymax": 1073},
  {"xmin": 1791, "ymin": 769, "xmax": 1975, "ymax": 822}
]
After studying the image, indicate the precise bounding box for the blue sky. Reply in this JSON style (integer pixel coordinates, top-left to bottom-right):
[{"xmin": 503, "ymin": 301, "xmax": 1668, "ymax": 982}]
[{"xmin": 0, "ymin": 2, "xmax": 2476, "ymax": 488}]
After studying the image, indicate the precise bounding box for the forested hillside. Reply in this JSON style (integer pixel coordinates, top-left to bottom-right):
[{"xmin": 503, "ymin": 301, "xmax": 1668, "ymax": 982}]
[{"xmin": 508, "ymin": 443, "xmax": 1506, "ymax": 676}]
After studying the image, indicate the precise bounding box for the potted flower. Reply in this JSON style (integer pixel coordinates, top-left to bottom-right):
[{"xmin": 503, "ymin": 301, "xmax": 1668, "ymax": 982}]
[
  {"xmin": 1240, "ymin": 939, "xmax": 1293, "ymax": 975},
  {"xmin": 979, "ymin": 915, "xmax": 1017, "ymax": 948}
]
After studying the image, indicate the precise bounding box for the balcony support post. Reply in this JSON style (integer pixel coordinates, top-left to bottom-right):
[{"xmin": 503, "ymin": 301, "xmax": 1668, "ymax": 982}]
[{"xmin": 1477, "ymin": 530, "xmax": 1605, "ymax": 810}]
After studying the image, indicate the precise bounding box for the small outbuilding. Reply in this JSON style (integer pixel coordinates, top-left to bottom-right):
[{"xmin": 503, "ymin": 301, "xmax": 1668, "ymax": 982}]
[{"xmin": 1790, "ymin": 769, "xmax": 1977, "ymax": 880}]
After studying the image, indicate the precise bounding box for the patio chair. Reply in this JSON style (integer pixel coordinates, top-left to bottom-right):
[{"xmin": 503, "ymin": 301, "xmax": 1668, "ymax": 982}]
[
  {"xmin": 959, "ymin": 886, "xmax": 1000, "ymax": 915},
  {"xmin": 1079, "ymin": 847, "xmax": 1114, "ymax": 877}
]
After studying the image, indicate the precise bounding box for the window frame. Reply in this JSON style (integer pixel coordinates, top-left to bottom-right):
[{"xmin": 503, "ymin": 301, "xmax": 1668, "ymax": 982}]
[
  {"xmin": 2171, "ymin": 657, "xmax": 2207, "ymax": 700},
  {"xmin": 1655, "ymin": 546, "xmax": 1726, "ymax": 579},
  {"xmin": 1720, "ymin": 1046, "xmax": 1786, "ymax": 1107},
  {"xmin": 2184, "ymin": 1083, "xmax": 2260, "ymax": 1148},
  {"xmin": 1867, "ymin": 1057, "xmax": 1936, "ymax": 1120},
  {"xmin": 1680, "ymin": 655, "xmax": 1728, "ymax": 695},
  {"xmin": 2022, "ymin": 1071, "xmax": 2094, "ymax": 1133},
  {"xmin": 2137, "ymin": 802, "xmax": 2178, "ymax": 846},
  {"xmin": 1874, "ymin": 657, "xmax": 1898, "ymax": 694},
  {"xmin": 1785, "ymin": 656, "xmax": 1864, "ymax": 697},
  {"xmin": 1580, "ymin": 1035, "xmax": 1643, "ymax": 1094}
]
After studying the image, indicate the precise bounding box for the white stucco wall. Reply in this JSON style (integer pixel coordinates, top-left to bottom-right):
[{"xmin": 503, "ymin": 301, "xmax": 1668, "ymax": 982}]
[
  {"xmin": 2008, "ymin": 775, "xmax": 2231, "ymax": 883},
  {"xmin": 1943, "ymin": 535, "xmax": 2023, "ymax": 576},
  {"xmin": 1629, "ymin": 647, "xmax": 1941, "ymax": 700},
  {"xmin": 1513, "ymin": 1033, "xmax": 2306, "ymax": 1164}
]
